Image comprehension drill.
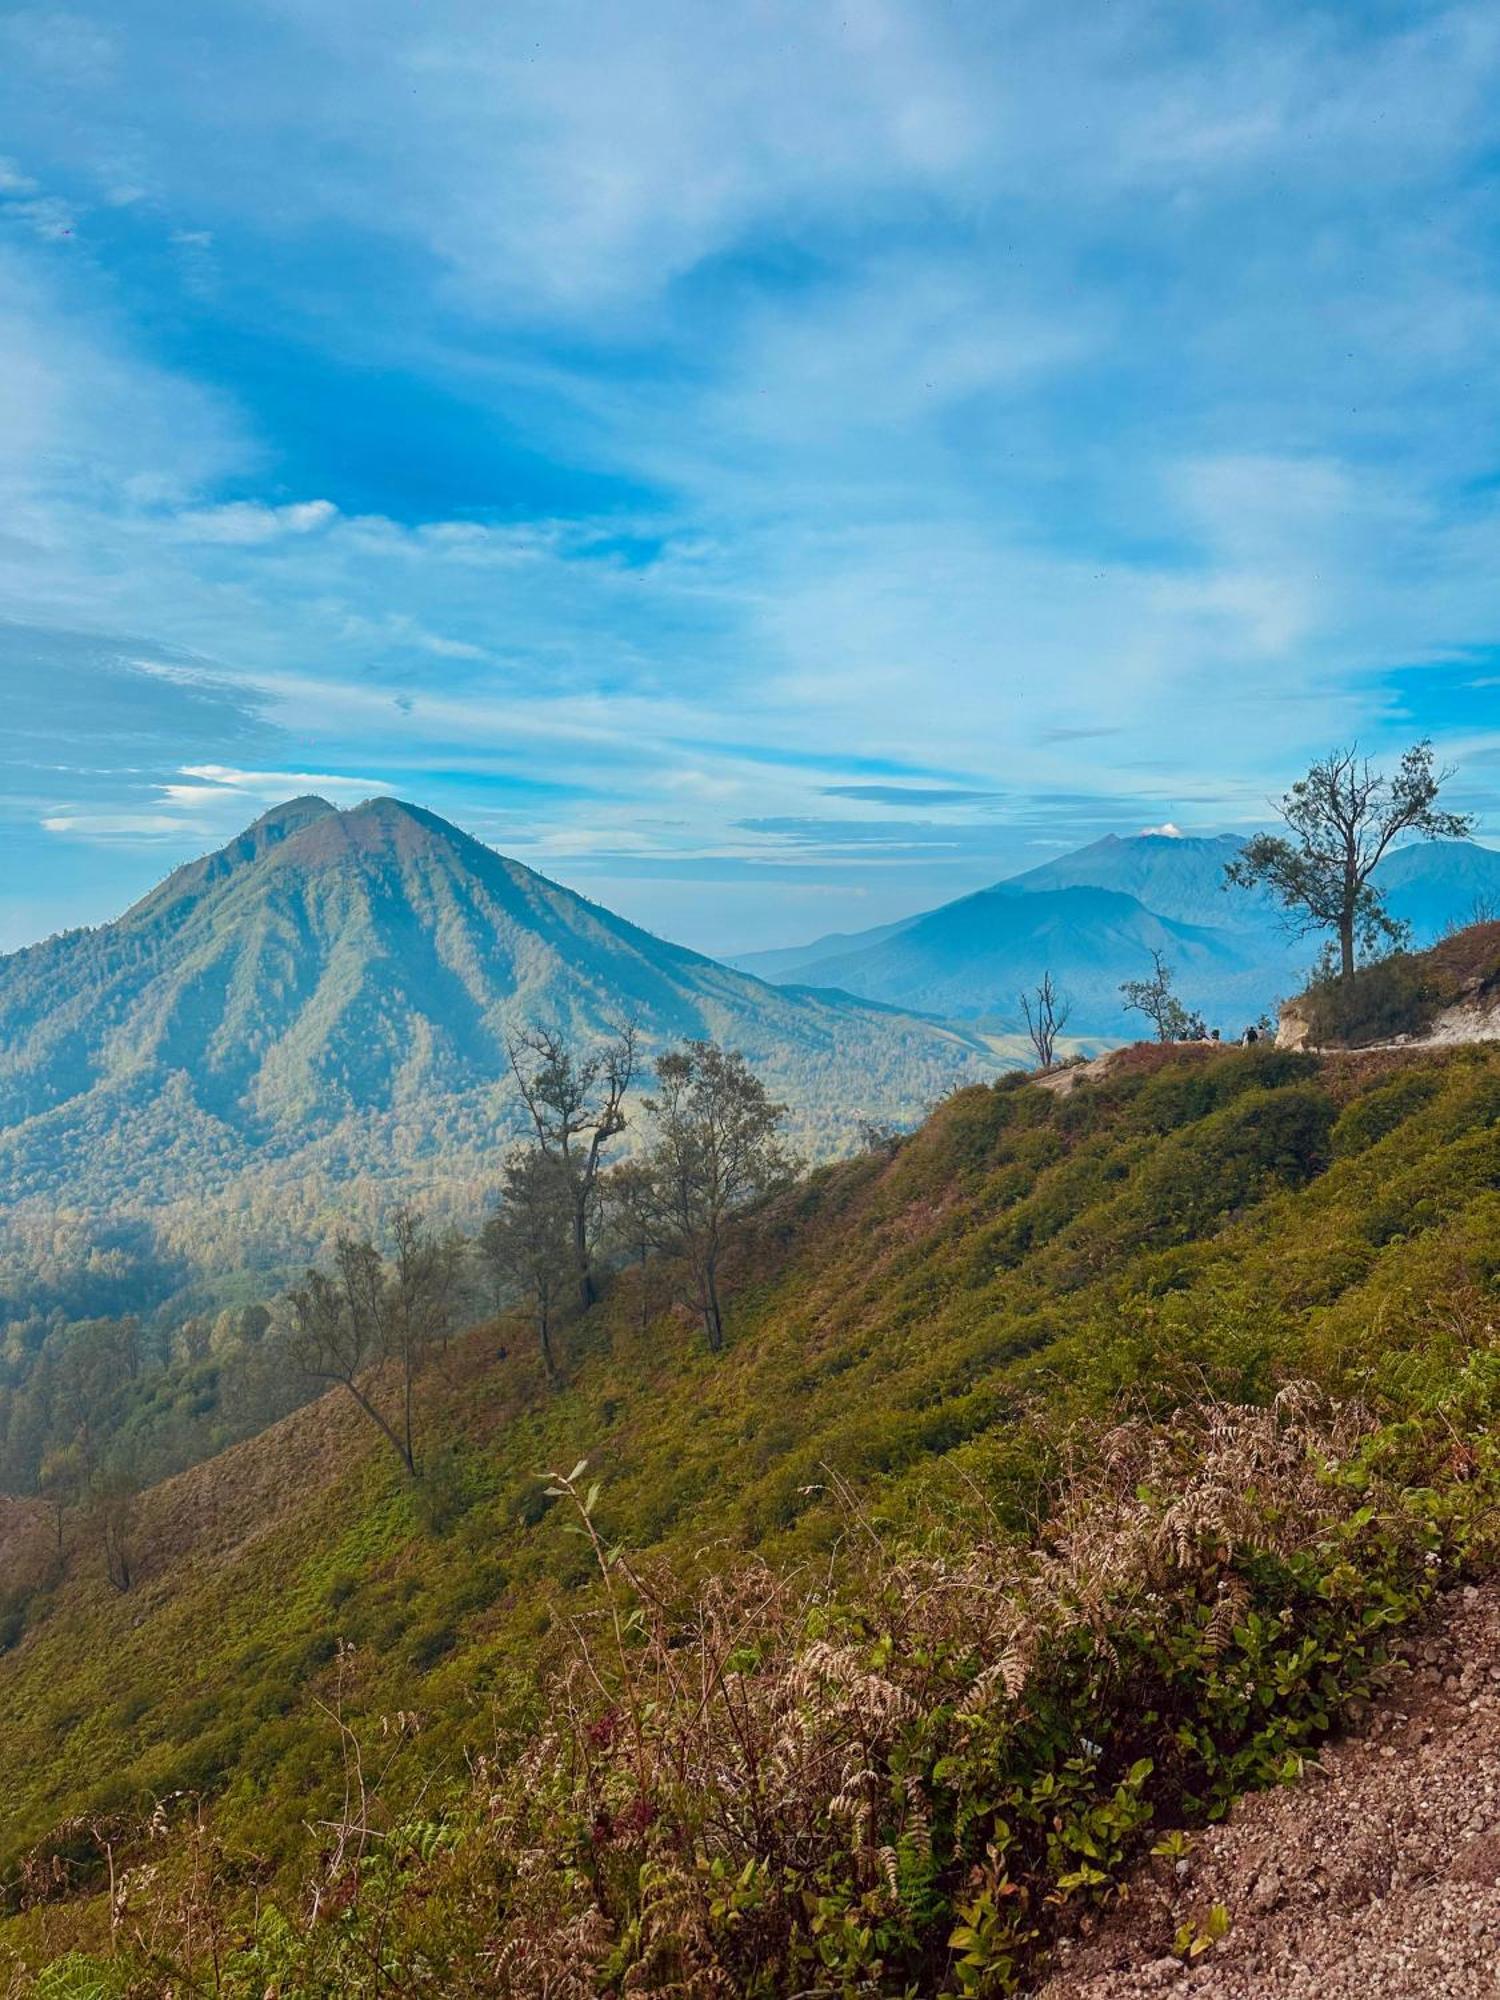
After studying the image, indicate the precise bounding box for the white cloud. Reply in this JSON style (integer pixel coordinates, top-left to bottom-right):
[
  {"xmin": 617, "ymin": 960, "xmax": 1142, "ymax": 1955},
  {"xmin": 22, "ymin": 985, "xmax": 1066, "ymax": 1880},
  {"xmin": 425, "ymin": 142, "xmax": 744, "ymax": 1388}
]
[
  {"xmin": 174, "ymin": 763, "xmax": 389, "ymax": 798},
  {"xmin": 43, "ymin": 811, "xmax": 196, "ymax": 836},
  {"xmin": 172, "ymin": 499, "xmax": 338, "ymax": 544}
]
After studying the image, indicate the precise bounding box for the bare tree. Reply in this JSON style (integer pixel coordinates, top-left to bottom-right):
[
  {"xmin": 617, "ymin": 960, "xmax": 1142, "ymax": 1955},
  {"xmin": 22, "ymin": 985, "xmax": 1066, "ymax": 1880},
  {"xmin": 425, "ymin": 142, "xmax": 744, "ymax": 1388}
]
[
  {"xmin": 1020, "ymin": 972, "xmax": 1071, "ymax": 1069},
  {"xmin": 1120, "ymin": 950, "xmax": 1201, "ymax": 1043},
  {"xmin": 627, "ymin": 1042, "xmax": 796, "ymax": 1353},
  {"xmin": 1226, "ymin": 741, "xmax": 1473, "ymax": 983},
  {"xmin": 507, "ymin": 1023, "xmax": 638, "ymax": 1312},
  {"xmin": 479, "ymin": 1149, "xmax": 572, "ymax": 1380}
]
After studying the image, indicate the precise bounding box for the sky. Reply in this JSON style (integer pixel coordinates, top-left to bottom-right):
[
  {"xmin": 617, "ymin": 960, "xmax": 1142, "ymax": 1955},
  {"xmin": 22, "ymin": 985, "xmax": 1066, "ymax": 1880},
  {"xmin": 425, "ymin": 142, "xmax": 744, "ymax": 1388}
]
[{"xmin": 2, "ymin": 0, "xmax": 1499, "ymax": 957}]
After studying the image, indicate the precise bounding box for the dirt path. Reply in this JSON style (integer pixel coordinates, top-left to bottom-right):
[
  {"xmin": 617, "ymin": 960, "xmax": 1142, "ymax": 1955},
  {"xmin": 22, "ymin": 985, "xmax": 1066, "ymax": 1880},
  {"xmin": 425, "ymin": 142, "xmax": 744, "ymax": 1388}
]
[{"xmin": 1036, "ymin": 1581, "xmax": 1500, "ymax": 1998}]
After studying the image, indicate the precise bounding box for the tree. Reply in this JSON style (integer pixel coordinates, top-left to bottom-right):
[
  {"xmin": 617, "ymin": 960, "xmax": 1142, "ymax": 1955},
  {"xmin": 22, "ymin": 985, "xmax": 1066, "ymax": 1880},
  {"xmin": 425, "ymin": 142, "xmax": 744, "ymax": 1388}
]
[
  {"xmin": 286, "ymin": 1213, "xmax": 458, "ymax": 1475},
  {"xmin": 626, "ymin": 1043, "xmax": 796, "ymax": 1353},
  {"xmin": 36, "ymin": 1441, "xmax": 83, "ymax": 1557},
  {"xmin": 1225, "ymin": 741, "xmax": 1473, "ymax": 982},
  {"xmin": 1020, "ymin": 972, "xmax": 1071, "ymax": 1069},
  {"xmin": 601, "ymin": 1159, "xmax": 664, "ymax": 1337},
  {"xmin": 479, "ymin": 1149, "xmax": 573, "ymax": 1380},
  {"xmin": 507, "ymin": 1023, "xmax": 638, "ymax": 1312},
  {"xmin": 1120, "ymin": 950, "xmax": 1202, "ymax": 1043},
  {"xmin": 90, "ymin": 1455, "xmax": 139, "ymax": 1592}
]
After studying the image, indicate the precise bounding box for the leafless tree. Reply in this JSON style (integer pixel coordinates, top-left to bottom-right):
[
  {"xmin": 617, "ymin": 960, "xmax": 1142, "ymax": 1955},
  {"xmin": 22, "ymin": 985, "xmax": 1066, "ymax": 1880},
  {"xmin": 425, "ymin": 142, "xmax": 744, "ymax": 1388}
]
[
  {"xmin": 1020, "ymin": 972, "xmax": 1071, "ymax": 1069},
  {"xmin": 1226, "ymin": 741, "xmax": 1472, "ymax": 982},
  {"xmin": 507, "ymin": 1022, "xmax": 638, "ymax": 1312}
]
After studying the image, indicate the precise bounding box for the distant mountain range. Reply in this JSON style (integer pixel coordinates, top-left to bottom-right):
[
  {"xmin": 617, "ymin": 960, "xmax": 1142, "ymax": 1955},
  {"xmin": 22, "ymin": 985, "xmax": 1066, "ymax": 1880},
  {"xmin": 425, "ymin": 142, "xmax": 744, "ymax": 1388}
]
[
  {"xmin": 0, "ymin": 797, "xmax": 1002, "ymax": 1331},
  {"xmin": 732, "ymin": 833, "xmax": 1500, "ymax": 1033}
]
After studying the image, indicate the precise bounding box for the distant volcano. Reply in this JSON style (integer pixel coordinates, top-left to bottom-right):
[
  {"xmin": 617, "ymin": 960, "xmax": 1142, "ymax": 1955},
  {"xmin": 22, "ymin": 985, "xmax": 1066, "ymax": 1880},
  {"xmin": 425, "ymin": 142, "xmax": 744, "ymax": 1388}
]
[{"xmin": 733, "ymin": 831, "xmax": 1500, "ymax": 1032}]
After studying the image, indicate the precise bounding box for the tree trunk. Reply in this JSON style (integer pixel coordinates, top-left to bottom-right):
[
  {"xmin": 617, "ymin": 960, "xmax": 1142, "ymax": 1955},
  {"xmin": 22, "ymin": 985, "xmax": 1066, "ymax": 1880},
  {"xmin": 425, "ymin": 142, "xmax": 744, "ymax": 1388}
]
[
  {"xmin": 537, "ymin": 1304, "xmax": 556, "ymax": 1383},
  {"xmin": 703, "ymin": 1265, "xmax": 724, "ymax": 1354},
  {"xmin": 1339, "ymin": 911, "xmax": 1356, "ymax": 983},
  {"xmin": 403, "ymin": 1355, "xmax": 416, "ymax": 1477},
  {"xmin": 573, "ymin": 1199, "xmax": 595, "ymax": 1313}
]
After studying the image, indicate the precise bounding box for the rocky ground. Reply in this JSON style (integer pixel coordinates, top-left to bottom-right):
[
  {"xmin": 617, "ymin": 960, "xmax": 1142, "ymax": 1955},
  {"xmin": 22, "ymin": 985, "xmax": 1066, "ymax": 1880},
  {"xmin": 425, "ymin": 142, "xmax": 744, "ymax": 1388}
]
[{"xmin": 1035, "ymin": 1580, "xmax": 1500, "ymax": 1998}]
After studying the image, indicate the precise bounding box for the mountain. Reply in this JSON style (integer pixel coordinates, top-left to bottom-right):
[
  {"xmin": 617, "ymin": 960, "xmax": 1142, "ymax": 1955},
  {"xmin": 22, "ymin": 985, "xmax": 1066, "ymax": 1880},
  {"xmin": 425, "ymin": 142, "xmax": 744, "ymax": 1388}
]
[
  {"xmin": 740, "ymin": 882, "xmax": 1255, "ymax": 1028},
  {"xmin": 732, "ymin": 832, "xmax": 1500, "ymax": 1032},
  {"xmin": 1377, "ymin": 836, "xmax": 1500, "ymax": 937},
  {"xmin": 1005, "ymin": 831, "xmax": 1274, "ymax": 930},
  {"xmin": 1013, "ymin": 830, "xmax": 1500, "ymax": 940},
  {"xmin": 724, "ymin": 915, "xmax": 917, "ymax": 985},
  {"xmin": 0, "ymin": 796, "xmax": 1000, "ymax": 1329}
]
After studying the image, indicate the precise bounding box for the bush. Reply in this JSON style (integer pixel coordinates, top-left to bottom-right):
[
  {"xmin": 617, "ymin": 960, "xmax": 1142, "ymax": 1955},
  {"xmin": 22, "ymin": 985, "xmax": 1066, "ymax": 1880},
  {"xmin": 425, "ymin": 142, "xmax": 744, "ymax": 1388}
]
[
  {"xmin": 79, "ymin": 1373, "xmax": 1497, "ymax": 1997},
  {"xmin": 1304, "ymin": 954, "xmax": 1433, "ymax": 1047},
  {"xmin": 405, "ymin": 1621, "xmax": 460, "ymax": 1671},
  {"xmin": 1331, "ymin": 1068, "xmax": 1441, "ymax": 1157}
]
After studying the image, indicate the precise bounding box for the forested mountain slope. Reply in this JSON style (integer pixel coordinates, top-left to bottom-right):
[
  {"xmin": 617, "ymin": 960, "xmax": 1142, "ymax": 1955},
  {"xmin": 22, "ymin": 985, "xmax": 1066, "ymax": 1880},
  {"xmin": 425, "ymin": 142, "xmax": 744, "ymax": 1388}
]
[
  {"xmin": 0, "ymin": 797, "xmax": 998, "ymax": 1338},
  {"xmin": 3, "ymin": 1038, "xmax": 1497, "ymax": 1993}
]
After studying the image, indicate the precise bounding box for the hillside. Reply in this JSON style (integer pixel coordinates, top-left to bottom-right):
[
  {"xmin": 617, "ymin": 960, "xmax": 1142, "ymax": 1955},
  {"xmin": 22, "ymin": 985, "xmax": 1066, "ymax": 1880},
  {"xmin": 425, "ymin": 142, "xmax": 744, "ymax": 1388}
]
[
  {"xmin": 1279, "ymin": 919, "xmax": 1500, "ymax": 1052},
  {"xmin": 734, "ymin": 832, "xmax": 1500, "ymax": 1033},
  {"xmin": 2, "ymin": 1036, "xmax": 1496, "ymax": 1993},
  {"xmin": 0, "ymin": 797, "xmax": 999, "ymax": 1336}
]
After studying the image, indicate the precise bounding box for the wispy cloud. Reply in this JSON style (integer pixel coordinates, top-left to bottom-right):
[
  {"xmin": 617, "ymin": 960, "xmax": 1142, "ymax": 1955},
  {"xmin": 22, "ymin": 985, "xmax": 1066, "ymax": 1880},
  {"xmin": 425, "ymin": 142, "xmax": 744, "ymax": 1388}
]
[
  {"xmin": 822, "ymin": 786, "xmax": 999, "ymax": 805},
  {"xmin": 172, "ymin": 499, "xmax": 338, "ymax": 544}
]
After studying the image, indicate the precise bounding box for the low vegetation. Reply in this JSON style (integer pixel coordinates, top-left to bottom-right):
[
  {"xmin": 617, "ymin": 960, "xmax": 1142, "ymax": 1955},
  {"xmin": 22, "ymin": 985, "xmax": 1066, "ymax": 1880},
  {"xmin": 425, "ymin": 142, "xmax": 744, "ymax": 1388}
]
[
  {"xmin": 3, "ymin": 1034, "xmax": 1500, "ymax": 1994},
  {"xmin": 1300, "ymin": 917, "xmax": 1500, "ymax": 1048}
]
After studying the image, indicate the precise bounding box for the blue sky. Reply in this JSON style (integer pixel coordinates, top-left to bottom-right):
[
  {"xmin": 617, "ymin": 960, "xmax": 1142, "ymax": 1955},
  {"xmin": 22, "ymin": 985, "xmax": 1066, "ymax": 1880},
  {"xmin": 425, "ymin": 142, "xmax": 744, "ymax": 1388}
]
[{"xmin": 2, "ymin": 0, "xmax": 1498, "ymax": 955}]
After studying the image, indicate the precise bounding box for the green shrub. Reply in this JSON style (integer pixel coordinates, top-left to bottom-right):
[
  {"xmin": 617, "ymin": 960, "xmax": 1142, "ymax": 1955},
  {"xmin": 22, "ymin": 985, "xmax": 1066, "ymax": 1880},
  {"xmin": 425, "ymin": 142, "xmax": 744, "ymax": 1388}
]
[
  {"xmin": 1304, "ymin": 954, "xmax": 1433, "ymax": 1047},
  {"xmin": 405, "ymin": 1621, "xmax": 460, "ymax": 1671},
  {"xmin": 1331, "ymin": 1068, "xmax": 1441, "ymax": 1157}
]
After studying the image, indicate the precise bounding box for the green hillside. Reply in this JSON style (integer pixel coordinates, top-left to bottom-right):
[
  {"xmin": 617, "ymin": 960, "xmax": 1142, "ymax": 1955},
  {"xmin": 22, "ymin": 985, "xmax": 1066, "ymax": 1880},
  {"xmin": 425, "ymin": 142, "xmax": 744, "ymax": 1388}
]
[{"xmin": 2, "ymin": 1039, "xmax": 1498, "ymax": 1994}]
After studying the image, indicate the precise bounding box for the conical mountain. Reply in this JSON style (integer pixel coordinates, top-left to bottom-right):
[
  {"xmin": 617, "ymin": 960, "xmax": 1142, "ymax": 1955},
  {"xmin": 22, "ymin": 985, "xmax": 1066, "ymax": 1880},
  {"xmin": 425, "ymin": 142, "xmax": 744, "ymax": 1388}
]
[
  {"xmin": 733, "ymin": 829, "xmax": 1500, "ymax": 1030},
  {"xmin": 0, "ymin": 798, "xmax": 997, "ymax": 1317}
]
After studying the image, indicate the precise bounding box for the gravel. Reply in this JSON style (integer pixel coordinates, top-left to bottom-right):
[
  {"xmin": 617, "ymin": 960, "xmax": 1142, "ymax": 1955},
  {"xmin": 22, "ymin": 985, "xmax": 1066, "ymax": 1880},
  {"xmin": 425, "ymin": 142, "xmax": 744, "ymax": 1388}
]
[{"xmin": 1034, "ymin": 1582, "xmax": 1500, "ymax": 1999}]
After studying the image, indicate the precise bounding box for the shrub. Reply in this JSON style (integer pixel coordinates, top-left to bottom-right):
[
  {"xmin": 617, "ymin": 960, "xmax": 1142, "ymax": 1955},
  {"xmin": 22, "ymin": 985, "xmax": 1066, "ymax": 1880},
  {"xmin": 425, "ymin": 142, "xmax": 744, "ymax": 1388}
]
[
  {"xmin": 404, "ymin": 1621, "xmax": 460, "ymax": 1671},
  {"xmin": 1330, "ymin": 1068, "xmax": 1441, "ymax": 1157},
  {"xmin": 1303, "ymin": 953, "xmax": 1433, "ymax": 1047},
  {"xmin": 75, "ymin": 1370, "xmax": 1497, "ymax": 1997}
]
